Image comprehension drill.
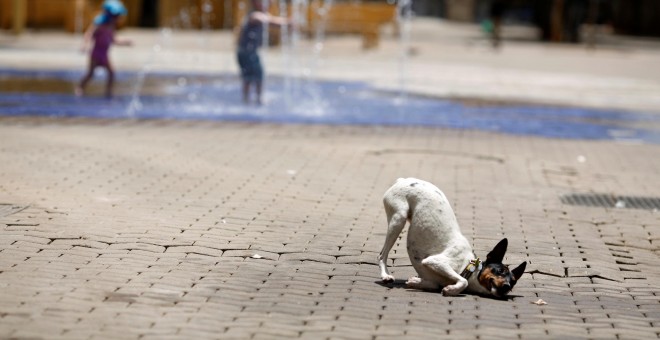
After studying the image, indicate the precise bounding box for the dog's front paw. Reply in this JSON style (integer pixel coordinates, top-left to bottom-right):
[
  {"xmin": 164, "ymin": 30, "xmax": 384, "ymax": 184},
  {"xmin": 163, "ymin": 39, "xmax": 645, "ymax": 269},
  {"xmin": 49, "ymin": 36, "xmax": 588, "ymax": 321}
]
[
  {"xmin": 381, "ymin": 274, "xmax": 395, "ymax": 283},
  {"xmin": 441, "ymin": 282, "xmax": 467, "ymax": 296}
]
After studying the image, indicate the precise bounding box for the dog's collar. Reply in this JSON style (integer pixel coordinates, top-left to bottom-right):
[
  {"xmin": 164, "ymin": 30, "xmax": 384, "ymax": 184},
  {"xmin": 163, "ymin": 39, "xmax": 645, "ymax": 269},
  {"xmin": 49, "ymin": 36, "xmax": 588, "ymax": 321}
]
[{"xmin": 460, "ymin": 258, "xmax": 482, "ymax": 279}]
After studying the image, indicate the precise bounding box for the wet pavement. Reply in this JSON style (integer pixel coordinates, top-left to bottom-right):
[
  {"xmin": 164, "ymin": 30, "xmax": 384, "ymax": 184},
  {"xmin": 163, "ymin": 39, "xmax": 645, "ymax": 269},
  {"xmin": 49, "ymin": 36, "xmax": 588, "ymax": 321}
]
[{"xmin": 2, "ymin": 69, "xmax": 659, "ymax": 144}]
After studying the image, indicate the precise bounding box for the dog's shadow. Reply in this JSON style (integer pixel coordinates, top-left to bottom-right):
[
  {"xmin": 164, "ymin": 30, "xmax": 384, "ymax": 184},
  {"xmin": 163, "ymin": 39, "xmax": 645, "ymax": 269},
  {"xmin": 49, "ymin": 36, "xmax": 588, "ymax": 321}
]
[
  {"xmin": 375, "ymin": 280, "xmax": 522, "ymax": 301},
  {"xmin": 376, "ymin": 279, "xmax": 409, "ymax": 290}
]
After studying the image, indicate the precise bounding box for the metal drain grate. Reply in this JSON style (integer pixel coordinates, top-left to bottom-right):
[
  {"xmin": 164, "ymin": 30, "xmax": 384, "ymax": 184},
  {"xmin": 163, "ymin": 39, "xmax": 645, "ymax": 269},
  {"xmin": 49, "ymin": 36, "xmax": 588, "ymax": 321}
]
[{"xmin": 561, "ymin": 193, "xmax": 660, "ymax": 210}]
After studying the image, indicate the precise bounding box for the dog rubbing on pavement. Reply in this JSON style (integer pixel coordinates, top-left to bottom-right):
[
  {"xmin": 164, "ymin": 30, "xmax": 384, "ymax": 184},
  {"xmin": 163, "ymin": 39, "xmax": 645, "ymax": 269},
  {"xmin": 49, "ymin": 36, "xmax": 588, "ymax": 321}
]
[{"xmin": 378, "ymin": 178, "xmax": 526, "ymax": 298}]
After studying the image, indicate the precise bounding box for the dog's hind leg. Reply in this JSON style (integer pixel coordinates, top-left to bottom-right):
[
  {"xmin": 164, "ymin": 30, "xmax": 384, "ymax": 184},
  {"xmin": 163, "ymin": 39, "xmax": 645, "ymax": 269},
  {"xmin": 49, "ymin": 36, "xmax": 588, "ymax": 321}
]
[
  {"xmin": 378, "ymin": 200, "xmax": 408, "ymax": 283},
  {"xmin": 420, "ymin": 255, "xmax": 468, "ymax": 296}
]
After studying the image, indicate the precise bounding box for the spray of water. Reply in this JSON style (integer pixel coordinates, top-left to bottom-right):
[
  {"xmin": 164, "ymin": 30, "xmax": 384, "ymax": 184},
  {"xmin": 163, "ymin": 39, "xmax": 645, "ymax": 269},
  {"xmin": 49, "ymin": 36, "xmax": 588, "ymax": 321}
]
[
  {"xmin": 201, "ymin": 0, "xmax": 213, "ymax": 30},
  {"xmin": 397, "ymin": 0, "xmax": 413, "ymax": 102},
  {"xmin": 307, "ymin": 0, "xmax": 334, "ymax": 112},
  {"xmin": 126, "ymin": 28, "xmax": 170, "ymax": 117},
  {"xmin": 125, "ymin": 0, "xmax": 413, "ymax": 119},
  {"xmin": 74, "ymin": 0, "xmax": 84, "ymax": 36},
  {"xmin": 278, "ymin": 0, "xmax": 334, "ymax": 115},
  {"xmin": 127, "ymin": 0, "xmax": 217, "ymax": 117},
  {"xmin": 200, "ymin": 0, "xmax": 214, "ymax": 46},
  {"xmin": 283, "ymin": 0, "xmax": 307, "ymax": 106}
]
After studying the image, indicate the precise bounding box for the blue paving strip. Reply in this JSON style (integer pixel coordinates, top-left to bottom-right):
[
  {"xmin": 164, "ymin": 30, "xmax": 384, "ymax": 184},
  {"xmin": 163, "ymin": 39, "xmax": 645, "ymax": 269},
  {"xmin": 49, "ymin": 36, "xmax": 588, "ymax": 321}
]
[{"xmin": 1, "ymin": 68, "xmax": 659, "ymax": 144}]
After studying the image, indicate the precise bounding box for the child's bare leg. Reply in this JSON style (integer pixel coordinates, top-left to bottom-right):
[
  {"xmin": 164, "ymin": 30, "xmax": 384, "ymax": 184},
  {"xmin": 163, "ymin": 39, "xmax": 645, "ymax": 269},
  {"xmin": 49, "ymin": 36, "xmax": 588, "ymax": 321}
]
[
  {"xmin": 77, "ymin": 63, "xmax": 96, "ymax": 96},
  {"xmin": 104, "ymin": 64, "xmax": 115, "ymax": 98},
  {"xmin": 242, "ymin": 80, "xmax": 250, "ymax": 104},
  {"xmin": 255, "ymin": 80, "xmax": 262, "ymax": 105}
]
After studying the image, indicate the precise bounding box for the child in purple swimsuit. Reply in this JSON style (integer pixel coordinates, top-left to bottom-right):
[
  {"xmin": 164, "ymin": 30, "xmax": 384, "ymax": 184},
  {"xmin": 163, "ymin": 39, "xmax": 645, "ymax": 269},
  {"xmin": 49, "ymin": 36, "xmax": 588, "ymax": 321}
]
[{"xmin": 76, "ymin": 0, "xmax": 132, "ymax": 98}]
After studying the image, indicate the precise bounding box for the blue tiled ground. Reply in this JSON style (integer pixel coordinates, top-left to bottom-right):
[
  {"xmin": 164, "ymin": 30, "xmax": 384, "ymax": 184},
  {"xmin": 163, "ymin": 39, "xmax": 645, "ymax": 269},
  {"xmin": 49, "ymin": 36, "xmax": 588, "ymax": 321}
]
[{"xmin": 1, "ymin": 69, "xmax": 659, "ymax": 144}]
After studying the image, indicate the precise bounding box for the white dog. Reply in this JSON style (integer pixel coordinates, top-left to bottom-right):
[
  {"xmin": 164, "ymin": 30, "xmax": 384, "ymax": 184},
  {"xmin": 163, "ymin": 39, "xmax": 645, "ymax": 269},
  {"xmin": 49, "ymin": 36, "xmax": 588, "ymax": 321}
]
[{"xmin": 378, "ymin": 178, "xmax": 526, "ymax": 297}]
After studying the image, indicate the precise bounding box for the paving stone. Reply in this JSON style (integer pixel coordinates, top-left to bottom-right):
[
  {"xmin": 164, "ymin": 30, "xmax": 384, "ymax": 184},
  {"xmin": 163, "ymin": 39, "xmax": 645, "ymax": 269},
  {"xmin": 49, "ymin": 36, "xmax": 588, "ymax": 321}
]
[{"xmin": 1, "ymin": 119, "xmax": 660, "ymax": 339}]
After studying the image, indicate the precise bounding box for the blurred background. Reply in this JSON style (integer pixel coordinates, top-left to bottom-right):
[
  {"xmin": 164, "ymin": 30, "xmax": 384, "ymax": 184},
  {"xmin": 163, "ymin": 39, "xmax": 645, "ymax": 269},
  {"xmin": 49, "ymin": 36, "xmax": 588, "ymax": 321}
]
[
  {"xmin": 1, "ymin": 0, "xmax": 659, "ymax": 142},
  {"xmin": 2, "ymin": 0, "xmax": 659, "ymax": 40}
]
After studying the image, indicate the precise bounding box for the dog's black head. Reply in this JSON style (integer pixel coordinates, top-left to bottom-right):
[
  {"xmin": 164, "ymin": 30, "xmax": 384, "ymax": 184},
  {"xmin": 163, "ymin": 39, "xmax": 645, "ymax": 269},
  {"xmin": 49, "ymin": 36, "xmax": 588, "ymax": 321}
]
[{"xmin": 478, "ymin": 238, "xmax": 526, "ymax": 298}]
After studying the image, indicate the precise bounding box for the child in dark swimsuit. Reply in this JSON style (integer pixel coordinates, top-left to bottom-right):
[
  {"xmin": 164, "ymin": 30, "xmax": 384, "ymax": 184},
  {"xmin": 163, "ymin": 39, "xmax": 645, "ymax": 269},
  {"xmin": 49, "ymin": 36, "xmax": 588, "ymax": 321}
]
[
  {"xmin": 237, "ymin": 0, "xmax": 291, "ymax": 105},
  {"xmin": 76, "ymin": 0, "xmax": 132, "ymax": 98}
]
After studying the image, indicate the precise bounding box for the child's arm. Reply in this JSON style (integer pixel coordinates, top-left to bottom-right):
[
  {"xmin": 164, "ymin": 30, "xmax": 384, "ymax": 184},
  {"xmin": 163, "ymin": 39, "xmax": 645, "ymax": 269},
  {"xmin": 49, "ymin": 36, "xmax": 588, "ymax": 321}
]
[
  {"xmin": 250, "ymin": 11, "xmax": 291, "ymax": 28},
  {"xmin": 80, "ymin": 24, "xmax": 96, "ymax": 53},
  {"xmin": 113, "ymin": 37, "xmax": 133, "ymax": 47}
]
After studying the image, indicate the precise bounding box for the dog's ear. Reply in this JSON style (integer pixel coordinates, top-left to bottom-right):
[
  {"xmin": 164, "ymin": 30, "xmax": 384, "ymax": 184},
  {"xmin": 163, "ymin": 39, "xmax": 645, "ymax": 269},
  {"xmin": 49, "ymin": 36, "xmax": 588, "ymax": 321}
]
[
  {"xmin": 511, "ymin": 261, "xmax": 527, "ymax": 281},
  {"xmin": 485, "ymin": 238, "xmax": 508, "ymax": 264}
]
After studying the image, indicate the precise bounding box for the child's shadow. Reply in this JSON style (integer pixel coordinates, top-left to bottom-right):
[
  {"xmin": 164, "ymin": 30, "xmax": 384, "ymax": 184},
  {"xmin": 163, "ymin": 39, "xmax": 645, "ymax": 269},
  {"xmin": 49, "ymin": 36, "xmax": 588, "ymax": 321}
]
[{"xmin": 375, "ymin": 279, "xmax": 521, "ymax": 300}]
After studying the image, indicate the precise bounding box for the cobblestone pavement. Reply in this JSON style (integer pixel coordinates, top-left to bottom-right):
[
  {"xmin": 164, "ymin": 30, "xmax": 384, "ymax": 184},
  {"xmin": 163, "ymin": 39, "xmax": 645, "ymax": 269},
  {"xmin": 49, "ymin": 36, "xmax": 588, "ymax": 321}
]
[{"xmin": 0, "ymin": 117, "xmax": 658, "ymax": 339}]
